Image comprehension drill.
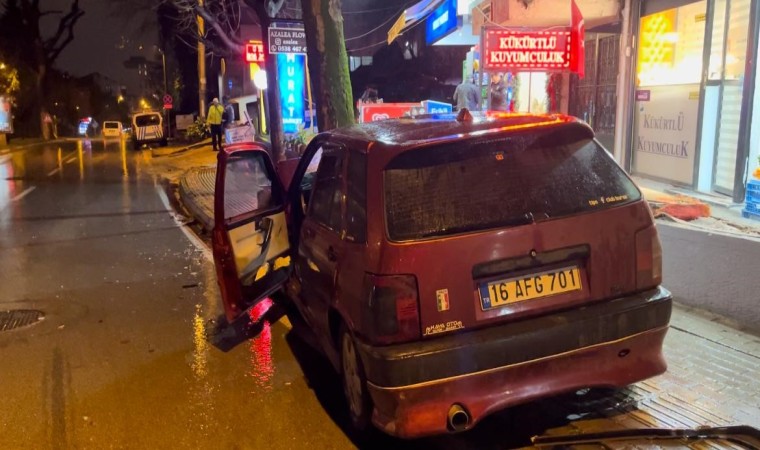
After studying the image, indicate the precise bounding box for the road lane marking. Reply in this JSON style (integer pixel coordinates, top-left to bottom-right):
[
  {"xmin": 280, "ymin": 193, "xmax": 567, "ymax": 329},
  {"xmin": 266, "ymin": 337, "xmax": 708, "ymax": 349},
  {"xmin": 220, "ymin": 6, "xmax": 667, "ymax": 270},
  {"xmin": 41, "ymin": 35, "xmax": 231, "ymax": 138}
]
[
  {"xmin": 64, "ymin": 156, "xmax": 77, "ymax": 164},
  {"xmin": 11, "ymin": 186, "xmax": 36, "ymax": 202},
  {"xmin": 154, "ymin": 184, "xmax": 212, "ymax": 261},
  {"xmin": 47, "ymin": 167, "xmax": 61, "ymax": 176}
]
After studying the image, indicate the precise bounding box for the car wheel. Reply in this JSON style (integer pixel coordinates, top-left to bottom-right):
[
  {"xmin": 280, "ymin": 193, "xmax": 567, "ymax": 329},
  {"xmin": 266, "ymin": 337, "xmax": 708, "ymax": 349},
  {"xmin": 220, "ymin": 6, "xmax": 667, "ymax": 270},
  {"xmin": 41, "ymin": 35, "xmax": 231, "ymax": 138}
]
[
  {"xmin": 132, "ymin": 140, "xmax": 140, "ymax": 151},
  {"xmin": 340, "ymin": 326, "xmax": 372, "ymax": 431},
  {"xmin": 161, "ymin": 138, "xmax": 168, "ymax": 147}
]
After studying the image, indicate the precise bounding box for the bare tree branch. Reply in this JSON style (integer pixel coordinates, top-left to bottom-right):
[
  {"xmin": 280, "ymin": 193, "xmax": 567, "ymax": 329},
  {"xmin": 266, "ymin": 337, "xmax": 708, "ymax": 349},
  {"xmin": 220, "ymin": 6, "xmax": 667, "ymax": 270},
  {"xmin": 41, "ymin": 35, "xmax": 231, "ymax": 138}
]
[
  {"xmin": 195, "ymin": 4, "xmax": 244, "ymax": 54},
  {"xmin": 44, "ymin": 0, "xmax": 85, "ymax": 64}
]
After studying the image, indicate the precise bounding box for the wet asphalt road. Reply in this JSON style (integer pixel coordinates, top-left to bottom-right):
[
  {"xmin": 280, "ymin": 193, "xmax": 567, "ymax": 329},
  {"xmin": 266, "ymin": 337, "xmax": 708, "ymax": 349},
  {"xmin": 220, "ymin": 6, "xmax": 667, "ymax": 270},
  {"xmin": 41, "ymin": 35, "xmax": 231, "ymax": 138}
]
[{"xmin": 0, "ymin": 139, "xmax": 757, "ymax": 449}]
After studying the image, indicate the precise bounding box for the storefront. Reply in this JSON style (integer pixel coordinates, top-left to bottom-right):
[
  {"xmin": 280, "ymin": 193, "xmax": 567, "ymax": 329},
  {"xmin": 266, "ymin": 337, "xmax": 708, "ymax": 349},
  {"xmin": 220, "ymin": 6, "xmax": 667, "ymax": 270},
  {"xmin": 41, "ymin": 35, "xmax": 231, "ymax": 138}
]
[
  {"xmin": 629, "ymin": 0, "xmax": 759, "ymax": 202},
  {"xmin": 463, "ymin": 0, "xmax": 599, "ymax": 116},
  {"xmin": 479, "ymin": 2, "xmax": 586, "ymax": 114}
]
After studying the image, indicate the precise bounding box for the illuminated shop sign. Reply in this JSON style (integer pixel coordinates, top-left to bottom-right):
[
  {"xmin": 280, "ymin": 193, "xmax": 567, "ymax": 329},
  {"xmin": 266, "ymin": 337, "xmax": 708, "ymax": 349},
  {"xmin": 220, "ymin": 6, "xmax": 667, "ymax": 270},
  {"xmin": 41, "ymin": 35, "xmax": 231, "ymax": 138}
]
[
  {"xmin": 484, "ymin": 29, "xmax": 572, "ymax": 72},
  {"xmin": 245, "ymin": 41, "xmax": 265, "ymax": 63},
  {"xmin": 277, "ymin": 53, "xmax": 305, "ymax": 133},
  {"xmin": 426, "ymin": 0, "xmax": 458, "ymax": 45},
  {"xmin": 0, "ymin": 96, "xmax": 11, "ymax": 133}
]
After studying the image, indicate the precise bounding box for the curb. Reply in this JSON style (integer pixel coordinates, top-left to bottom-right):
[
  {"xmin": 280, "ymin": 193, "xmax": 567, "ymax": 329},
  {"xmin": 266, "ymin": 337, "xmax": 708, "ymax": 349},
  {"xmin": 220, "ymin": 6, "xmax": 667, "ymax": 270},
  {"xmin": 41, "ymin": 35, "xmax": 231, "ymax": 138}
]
[
  {"xmin": 0, "ymin": 138, "xmax": 67, "ymax": 153},
  {"xmin": 152, "ymin": 139, "xmax": 212, "ymax": 158},
  {"xmin": 178, "ymin": 166, "xmax": 216, "ymax": 231}
]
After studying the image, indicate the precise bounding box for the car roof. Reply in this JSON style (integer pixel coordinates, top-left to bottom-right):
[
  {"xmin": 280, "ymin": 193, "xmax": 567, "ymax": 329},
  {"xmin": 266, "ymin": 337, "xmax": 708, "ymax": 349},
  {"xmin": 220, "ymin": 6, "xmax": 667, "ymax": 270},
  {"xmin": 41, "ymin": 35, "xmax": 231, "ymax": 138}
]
[{"xmin": 328, "ymin": 112, "xmax": 588, "ymax": 149}]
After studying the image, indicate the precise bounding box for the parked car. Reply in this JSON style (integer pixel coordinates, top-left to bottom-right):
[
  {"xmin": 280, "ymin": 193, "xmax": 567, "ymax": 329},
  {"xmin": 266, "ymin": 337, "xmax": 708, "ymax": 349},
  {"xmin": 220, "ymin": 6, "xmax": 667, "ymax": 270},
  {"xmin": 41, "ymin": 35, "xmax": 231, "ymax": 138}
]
[
  {"xmin": 101, "ymin": 121, "xmax": 123, "ymax": 138},
  {"xmin": 211, "ymin": 111, "xmax": 672, "ymax": 439},
  {"xmin": 130, "ymin": 111, "xmax": 166, "ymax": 149}
]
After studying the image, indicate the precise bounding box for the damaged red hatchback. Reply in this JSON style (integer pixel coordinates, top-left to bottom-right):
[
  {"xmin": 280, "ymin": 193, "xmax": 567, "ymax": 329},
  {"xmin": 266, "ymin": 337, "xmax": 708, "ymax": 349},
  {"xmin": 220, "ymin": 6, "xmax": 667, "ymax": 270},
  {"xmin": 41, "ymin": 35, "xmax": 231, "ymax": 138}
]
[{"xmin": 211, "ymin": 112, "xmax": 672, "ymax": 439}]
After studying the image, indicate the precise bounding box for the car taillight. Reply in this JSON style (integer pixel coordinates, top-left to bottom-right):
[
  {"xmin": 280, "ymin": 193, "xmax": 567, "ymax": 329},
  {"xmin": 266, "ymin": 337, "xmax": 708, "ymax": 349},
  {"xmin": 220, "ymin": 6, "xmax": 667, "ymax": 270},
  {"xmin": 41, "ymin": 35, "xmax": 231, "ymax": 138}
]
[
  {"xmin": 361, "ymin": 274, "xmax": 421, "ymax": 345},
  {"xmin": 635, "ymin": 225, "xmax": 663, "ymax": 290}
]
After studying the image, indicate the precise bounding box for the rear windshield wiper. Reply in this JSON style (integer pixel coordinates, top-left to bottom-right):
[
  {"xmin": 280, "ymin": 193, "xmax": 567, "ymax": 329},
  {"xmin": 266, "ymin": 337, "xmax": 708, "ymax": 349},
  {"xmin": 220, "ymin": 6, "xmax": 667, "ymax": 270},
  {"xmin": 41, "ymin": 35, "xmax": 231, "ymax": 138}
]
[{"xmin": 532, "ymin": 425, "xmax": 760, "ymax": 449}]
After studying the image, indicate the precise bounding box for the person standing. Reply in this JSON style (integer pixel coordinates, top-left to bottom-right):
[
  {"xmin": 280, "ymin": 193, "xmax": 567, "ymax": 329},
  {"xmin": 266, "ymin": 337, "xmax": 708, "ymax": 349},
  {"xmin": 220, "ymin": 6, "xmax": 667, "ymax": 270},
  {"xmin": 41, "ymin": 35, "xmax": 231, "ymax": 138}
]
[
  {"xmin": 222, "ymin": 96, "xmax": 235, "ymax": 128},
  {"xmin": 489, "ymin": 73, "xmax": 508, "ymax": 111},
  {"xmin": 207, "ymin": 97, "xmax": 225, "ymax": 151},
  {"xmin": 453, "ymin": 76, "xmax": 480, "ymax": 111}
]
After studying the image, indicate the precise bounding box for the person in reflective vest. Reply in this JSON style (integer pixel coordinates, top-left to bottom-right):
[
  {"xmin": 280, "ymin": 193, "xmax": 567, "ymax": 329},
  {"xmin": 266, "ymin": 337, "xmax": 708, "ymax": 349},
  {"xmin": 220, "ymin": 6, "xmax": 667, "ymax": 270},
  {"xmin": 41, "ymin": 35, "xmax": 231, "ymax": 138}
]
[{"xmin": 207, "ymin": 97, "xmax": 225, "ymax": 151}]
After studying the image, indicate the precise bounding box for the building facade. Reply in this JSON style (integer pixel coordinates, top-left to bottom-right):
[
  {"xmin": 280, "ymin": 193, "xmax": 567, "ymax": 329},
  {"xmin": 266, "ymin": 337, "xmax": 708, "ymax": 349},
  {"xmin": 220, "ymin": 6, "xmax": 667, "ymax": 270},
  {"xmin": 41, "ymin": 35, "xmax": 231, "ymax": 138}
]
[{"xmin": 625, "ymin": 0, "xmax": 759, "ymax": 203}]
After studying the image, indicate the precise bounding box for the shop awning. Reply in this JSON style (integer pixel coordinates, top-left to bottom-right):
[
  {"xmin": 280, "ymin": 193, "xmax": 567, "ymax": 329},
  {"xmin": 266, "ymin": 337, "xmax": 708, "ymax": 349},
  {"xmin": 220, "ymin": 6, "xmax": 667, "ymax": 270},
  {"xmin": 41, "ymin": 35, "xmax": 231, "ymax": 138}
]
[{"xmin": 387, "ymin": 0, "xmax": 444, "ymax": 44}]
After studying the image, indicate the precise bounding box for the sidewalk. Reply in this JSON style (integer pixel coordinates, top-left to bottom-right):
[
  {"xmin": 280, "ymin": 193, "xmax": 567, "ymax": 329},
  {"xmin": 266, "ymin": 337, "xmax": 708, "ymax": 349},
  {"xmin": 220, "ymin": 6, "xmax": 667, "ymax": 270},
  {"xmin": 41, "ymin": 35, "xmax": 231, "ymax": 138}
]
[
  {"xmin": 634, "ymin": 176, "xmax": 760, "ymax": 238},
  {"xmin": 529, "ymin": 304, "xmax": 760, "ymax": 448}
]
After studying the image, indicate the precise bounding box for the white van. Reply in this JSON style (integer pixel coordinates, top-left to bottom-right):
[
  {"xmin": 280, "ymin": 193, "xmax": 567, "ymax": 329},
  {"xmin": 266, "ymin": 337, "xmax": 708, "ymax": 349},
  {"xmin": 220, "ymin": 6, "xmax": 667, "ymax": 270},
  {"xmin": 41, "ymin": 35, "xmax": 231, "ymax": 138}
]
[
  {"xmin": 102, "ymin": 121, "xmax": 123, "ymax": 138},
  {"xmin": 227, "ymin": 95, "xmax": 260, "ymax": 129},
  {"xmin": 131, "ymin": 111, "xmax": 166, "ymax": 149}
]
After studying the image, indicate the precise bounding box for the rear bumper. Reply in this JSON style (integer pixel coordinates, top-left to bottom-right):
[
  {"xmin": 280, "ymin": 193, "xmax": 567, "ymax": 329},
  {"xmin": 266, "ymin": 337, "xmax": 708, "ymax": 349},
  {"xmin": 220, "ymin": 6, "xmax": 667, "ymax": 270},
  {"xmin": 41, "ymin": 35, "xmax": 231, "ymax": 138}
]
[
  {"xmin": 356, "ymin": 286, "xmax": 672, "ymax": 438},
  {"xmin": 134, "ymin": 137, "xmax": 164, "ymax": 144}
]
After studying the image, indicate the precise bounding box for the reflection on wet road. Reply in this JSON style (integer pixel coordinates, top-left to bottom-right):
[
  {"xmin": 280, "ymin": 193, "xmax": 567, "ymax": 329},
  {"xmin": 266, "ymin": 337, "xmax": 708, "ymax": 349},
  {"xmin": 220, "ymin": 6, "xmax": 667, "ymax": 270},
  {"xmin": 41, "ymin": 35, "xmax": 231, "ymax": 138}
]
[{"xmin": 0, "ymin": 139, "xmax": 756, "ymax": 449}]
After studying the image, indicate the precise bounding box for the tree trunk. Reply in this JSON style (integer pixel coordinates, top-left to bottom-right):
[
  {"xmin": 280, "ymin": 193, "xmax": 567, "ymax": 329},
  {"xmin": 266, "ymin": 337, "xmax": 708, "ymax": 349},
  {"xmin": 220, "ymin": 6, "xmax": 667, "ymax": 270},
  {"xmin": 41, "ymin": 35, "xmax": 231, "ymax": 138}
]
[
  {"xmin": 301, "ymin": 0, "xmax": 354, "ymax": 131},
  {"xmin": 254, "ymin": 4, "xmax": 284, "ymax": 161},
  {"xmin": 35, "ymin": 65, "xmax": 46, "ymax": 139}
]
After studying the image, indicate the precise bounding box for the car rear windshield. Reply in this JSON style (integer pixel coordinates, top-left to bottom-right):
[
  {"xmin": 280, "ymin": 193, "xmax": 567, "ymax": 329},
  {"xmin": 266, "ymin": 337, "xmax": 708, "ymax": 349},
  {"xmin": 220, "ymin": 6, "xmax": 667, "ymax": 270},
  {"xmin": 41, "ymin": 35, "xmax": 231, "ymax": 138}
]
[
  {"xmin": 383, "ymin": 126, "xmax": 641, "ymax": 241},
  {"xmin": 104, "ymin": 122, "xmax": 119, "ymax": 129},
  {"xmin": 135, "ymin": 115, "xmax": 160, "ymax": 127}
]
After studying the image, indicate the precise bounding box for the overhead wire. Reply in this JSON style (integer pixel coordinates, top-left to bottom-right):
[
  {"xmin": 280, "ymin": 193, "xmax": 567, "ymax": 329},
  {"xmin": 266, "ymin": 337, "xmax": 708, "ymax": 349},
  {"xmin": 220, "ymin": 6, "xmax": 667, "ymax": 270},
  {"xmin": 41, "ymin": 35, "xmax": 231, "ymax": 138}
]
[{"xmin": 345, "ymin": 6, "xmax": 406, "ymax": 41}]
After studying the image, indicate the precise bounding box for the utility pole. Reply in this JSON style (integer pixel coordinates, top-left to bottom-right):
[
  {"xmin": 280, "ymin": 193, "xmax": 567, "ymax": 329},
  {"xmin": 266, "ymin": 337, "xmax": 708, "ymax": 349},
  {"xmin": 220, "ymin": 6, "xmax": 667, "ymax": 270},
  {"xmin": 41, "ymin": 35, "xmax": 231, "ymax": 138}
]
[
  {"xmin": 254, "ymin": 3, "xmax": 285, "ymax": 161},
  {"xmin": 197, "ymin": 0, "xmax": 207, "ymax": 118}
]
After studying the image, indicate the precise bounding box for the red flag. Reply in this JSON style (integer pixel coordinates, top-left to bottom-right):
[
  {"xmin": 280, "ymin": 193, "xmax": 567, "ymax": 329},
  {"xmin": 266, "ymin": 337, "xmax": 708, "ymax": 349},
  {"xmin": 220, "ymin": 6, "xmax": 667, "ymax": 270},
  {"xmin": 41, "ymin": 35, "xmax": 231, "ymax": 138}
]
[{"xmin": 571, "ymin": 0, "xmax": 585, "ymax": 79}]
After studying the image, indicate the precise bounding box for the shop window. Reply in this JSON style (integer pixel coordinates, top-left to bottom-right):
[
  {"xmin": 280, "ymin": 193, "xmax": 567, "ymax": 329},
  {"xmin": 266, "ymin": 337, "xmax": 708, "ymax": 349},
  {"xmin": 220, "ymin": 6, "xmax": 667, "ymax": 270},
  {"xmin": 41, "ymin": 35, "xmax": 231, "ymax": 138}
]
[
  {"xmin": 708, "ymin": 0, "xmax": 728, "ymax": 80},
  {"xmin": 724, "ymin": 0, "xmax": 751, "ymax": 80},
  {"xmin": 637, "ymin": 3, "xmax": 706, "ymax": 86}
]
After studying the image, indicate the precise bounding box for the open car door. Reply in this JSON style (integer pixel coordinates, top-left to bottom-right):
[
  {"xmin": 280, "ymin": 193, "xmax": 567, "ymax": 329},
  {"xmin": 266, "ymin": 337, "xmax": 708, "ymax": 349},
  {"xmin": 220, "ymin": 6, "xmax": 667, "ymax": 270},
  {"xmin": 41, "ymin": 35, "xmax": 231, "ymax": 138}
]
[{"xmin": 212, "ymin": 144, "xmax": 291, "ymax": 322}]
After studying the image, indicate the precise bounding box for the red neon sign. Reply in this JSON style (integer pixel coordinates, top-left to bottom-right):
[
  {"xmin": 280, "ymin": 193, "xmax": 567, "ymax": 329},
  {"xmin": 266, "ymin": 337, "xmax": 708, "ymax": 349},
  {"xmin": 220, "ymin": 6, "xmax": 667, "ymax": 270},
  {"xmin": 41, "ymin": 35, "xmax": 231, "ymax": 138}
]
[
  {"xmin": 245, "ymin": 41, "xmax": 265, "ymax": 63},
  {"xmin": 483, "ymin": 29, "xmax": 573, "ymax": 72}
]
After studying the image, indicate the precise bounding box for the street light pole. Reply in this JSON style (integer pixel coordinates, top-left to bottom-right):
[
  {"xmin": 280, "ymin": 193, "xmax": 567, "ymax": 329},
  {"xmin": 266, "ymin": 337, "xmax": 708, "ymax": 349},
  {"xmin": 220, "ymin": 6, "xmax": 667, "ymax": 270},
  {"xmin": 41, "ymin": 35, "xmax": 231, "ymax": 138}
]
[
  {"xmin": 157, "ymin": 47, "xmax": 171, "ymax": 139},
  {"xmin": 161, "ymin": 51, "xmax": 168, "ymax": 98}
]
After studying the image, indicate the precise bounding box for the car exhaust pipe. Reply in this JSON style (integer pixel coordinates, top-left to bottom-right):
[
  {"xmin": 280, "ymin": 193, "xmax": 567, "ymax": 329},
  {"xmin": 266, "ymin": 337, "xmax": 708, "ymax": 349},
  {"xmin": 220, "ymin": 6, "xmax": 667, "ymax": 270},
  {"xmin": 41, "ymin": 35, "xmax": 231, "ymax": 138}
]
[{"xmin": 447, "ymin": 404, "xmax": 470, "ymax": 432}]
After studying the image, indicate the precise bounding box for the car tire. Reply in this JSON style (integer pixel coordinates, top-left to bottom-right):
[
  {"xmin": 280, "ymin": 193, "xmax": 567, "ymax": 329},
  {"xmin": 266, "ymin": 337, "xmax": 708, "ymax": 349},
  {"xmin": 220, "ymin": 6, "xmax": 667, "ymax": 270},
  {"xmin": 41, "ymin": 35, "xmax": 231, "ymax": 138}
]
[
  {"xmin": 161, "ymin": 138, "xmax": 168, "ymax": 147},
  {"xmin": 340, "ymin": 326, "xmax": 373, "ymax": 432},
  {"xmin": 132, "ymin": 140, "xmax": 140, "ymax": 151}
]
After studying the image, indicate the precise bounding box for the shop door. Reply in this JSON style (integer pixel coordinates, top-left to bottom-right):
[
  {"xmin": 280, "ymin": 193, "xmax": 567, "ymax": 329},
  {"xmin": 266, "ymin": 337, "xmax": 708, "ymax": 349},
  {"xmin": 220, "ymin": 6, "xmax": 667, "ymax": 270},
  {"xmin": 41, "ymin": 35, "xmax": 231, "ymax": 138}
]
[
  {"xmin": 710, "ymin": 0, "xmax": 752, "ymax": 198},
  {"xmin": 569, "ymin": 34, "xmax": 620, "ymax": 151}
]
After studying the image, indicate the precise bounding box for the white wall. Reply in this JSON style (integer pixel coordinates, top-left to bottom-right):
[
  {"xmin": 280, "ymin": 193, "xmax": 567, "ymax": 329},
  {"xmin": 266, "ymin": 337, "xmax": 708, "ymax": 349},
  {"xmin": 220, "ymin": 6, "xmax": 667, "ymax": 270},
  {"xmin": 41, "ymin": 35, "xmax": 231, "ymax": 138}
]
[{"xmin": 487, "ymin": 0, "xmax": 620, "ymax": 28}]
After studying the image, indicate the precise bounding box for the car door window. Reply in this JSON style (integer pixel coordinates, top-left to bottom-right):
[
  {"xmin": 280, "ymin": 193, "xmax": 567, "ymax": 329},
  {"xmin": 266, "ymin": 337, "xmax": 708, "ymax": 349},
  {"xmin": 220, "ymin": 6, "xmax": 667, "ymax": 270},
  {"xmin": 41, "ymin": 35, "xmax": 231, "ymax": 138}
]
[
  {"xmin": 308, "ymin": 147, "xmax": 345, "ymax": 233},
  {"xmin": 345, "ymin": 151, "xmax": 367, "ymax": 243},
  {"xmin": 224, "ymin": 152, "xmax": 279, "ymax": 220}
]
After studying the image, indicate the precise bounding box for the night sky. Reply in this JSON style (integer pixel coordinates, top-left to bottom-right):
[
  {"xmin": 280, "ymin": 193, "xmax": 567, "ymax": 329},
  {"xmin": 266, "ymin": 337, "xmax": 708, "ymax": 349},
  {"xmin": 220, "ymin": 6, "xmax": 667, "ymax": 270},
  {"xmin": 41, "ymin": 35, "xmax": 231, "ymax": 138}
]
[
  {"xmin": 38, "ymin": 0, "xmax": 411, "ymax": 92},
  {"xmin": 40, "ymin": 0, "xmax": 158, "ymax": 93}
]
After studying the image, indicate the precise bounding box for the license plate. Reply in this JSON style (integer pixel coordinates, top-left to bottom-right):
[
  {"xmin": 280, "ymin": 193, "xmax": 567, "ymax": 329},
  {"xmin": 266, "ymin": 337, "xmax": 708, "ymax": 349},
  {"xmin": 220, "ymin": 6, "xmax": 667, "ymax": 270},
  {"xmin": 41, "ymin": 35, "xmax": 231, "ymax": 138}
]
[{"xmin": 479, "ymin": 266, "xmax": 582, "ymax": 310}]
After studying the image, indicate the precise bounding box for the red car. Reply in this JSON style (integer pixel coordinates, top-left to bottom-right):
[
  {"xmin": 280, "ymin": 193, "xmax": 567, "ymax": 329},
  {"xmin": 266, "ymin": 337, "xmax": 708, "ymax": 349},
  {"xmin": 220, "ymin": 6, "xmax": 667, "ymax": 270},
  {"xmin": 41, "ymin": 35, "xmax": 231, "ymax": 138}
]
[{"xmin": 211, "ymin": 111, "xmax": 672, "ymax": 439}]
